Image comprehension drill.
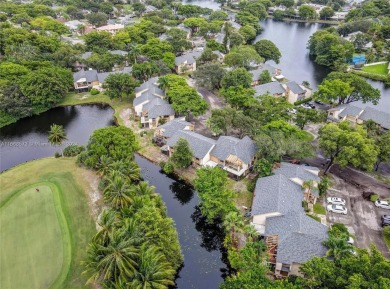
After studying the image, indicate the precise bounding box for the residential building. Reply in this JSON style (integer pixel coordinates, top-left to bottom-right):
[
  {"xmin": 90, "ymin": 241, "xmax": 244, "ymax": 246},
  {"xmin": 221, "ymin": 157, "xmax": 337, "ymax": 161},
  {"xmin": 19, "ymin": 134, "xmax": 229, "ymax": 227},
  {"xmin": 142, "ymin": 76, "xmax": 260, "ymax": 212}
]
[
  {"xmin": 140, "ymin": 98, "xmax": 175, "ymax": 129},
  {"xmin": 284, "ymin": 81, "xmax": 309, "ymax": 103},
  {"xmin": 327, "ymin": 104, "xmax": 390, "ymax": 131},
  {"xmin": 166, "ymin": 130, "xmax": 217, "ymax": 166},
  {"xmin": 64, "ymin": 20, "xmax": 84, "ymax": 34},
  {"xmin": 250, "ymin": 163, "xmax": 327, "ymax": 277},
  {"xmin": 175, "ymin": 50, "xmax": 202, "ymax": 74},
  {"xmin": 215, "ymin": 32, "xmax": 225, "ymax": 44},
  {"xmin": 177, "ymin": 23, "xmax": 191, "ymax": 39},
  {"xmin": 154, "ymin": 118, "xmax": 194, "ymax": 139},
  {"xmin": 212, "ymin": 50, "xmax": 225, "ymax": 63},
  {"xmin": 96, "ymin": 24, "xmax": 124, "ymax": 35},
  {"xmin": 254, "ymin": 82, "xmax": 286, "ymax": 97},
  {"xmin": 250, "ymin": 64, "xmax": 283, "ymax": 86},
  {"xmin": 208, "ymin": 136, "xmax": 256, "ymax": 178}
]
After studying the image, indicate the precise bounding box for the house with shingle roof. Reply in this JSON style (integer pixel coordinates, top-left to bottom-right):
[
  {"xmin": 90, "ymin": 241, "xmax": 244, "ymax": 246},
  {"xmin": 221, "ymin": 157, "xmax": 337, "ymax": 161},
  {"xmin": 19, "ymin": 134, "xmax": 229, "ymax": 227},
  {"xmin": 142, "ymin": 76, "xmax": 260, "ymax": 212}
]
[
  {"xmin": 175, "ymin": 50, "xmax": 203, "ymax": 74},
  {"xmin": 208, "ymin": 136, "xmax": 256, "ymax": 178},
  {"xmin": 254, "ymin": 82, "xmax": 286, "ymax": 97},
  {"xmin": 250, "ymin": 163, "xmax": 328, "ymax": 278},
  {"xmin": 166, "ymin": 130, "xmax": 217, "ymax": 166},
  {"xmin": 327, "ymin": 104, "xmax": 390, "ymax": 131},
  {"xmin": 155, "ymin": 118, "xmax": 194, "ymax": 139},
  {"xmin": 250, "ymin": 64, "xmax": 283, "ymax": 86},
  {"xmin": 283, "ymin": 81, "xmax": 310, "ymax": 103}
]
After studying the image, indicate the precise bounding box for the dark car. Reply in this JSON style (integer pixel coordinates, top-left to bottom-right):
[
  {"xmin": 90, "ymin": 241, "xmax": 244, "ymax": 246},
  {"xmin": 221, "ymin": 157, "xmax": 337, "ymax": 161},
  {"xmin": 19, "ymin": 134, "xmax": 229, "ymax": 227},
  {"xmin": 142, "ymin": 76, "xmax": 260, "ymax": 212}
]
[
  {"xmin": 382, "ymin": 215, "xmax": 390, "ymax": 227},
  {"xmin": 314, "ymin": 100, "xmax": 324, "ymax": 105},
  {"xmin": 308, "ymin": 102, "xmax": 316, "ymax": 109}
]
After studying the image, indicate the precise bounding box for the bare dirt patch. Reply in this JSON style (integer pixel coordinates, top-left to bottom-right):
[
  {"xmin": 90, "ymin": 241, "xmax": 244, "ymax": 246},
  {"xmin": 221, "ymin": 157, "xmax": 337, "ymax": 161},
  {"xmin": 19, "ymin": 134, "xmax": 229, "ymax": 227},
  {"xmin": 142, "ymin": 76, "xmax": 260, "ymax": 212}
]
[{"xmin": 81, "ymin": 169, "xmax": 102, "ymax": 224}]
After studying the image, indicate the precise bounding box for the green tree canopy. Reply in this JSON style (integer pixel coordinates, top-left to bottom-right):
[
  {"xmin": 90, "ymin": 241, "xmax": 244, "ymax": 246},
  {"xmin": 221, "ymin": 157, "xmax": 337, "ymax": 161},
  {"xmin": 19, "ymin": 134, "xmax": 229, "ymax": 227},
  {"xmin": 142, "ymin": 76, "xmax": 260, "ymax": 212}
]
[
  {"xmin": 171, "ymin": 138, "xmax": 193, "ymax": 169},
  {"xmin": 193, "ymin": 63, "xmax": 226, "ymax": 90},
  {"xmin": 254, "ymin": 39, "xmax": 282, "ymax": 63},
  {"xmin": 221, "ymin": 68, "xmax": 253, "ymax": 89},
  {"xmin": 319, "ymin": 121, "xmax": 379, "ymax": 173},
  {"xmin": 103, "ymin": 73, "xmax": 139, "ymax": 101},
  {"xmin": 224, "ymin": 45, "xmax": 263, "ymax": 69},
  {"xmin": 299, "ymin": 5, "xmax": 317, "ymax": 20}
]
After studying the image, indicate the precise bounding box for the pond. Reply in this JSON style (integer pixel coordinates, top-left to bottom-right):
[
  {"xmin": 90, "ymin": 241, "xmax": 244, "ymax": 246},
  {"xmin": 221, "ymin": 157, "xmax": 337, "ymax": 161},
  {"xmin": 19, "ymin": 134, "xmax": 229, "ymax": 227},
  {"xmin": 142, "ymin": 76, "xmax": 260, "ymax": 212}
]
[{"xmin": 0, "ymin": 105, "xmax": 230, "ymax": 288}]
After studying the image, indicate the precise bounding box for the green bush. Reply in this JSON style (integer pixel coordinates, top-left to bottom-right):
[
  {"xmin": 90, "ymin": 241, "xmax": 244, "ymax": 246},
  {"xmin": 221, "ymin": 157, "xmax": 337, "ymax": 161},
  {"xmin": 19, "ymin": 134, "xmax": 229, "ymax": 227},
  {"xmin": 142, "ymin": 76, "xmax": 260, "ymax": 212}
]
[
  {"xmin": 302, "ymin": 200, "xmax": 309, "ymax": 212},
  {"xmin": 163, "ymin": 162, "xmax": 174, "ymax": 174},
  {"xmin": 54, "ymin": 152, "xmax": 61, "ymax": 158},
  {"xmin": 294, "ymin": 97, "xmax": 313, "ymax": 106},
  {"xmin": 384, "ymin": 227, "xmax": 390, "ymax": 239},
  {"xmin": 90, "ymin": 88, "xmax": 100, "ymax": 95},
  {"xmin": 370, "ymin": 194, "xmax": 379, "ymax": 202},
  {"xmin": 63, "ymin": 145, "xmax": 85, "ymax": 157},
  {"xmin": 246, "ymin": 178, "xmax": 257, "ymax": 192}
]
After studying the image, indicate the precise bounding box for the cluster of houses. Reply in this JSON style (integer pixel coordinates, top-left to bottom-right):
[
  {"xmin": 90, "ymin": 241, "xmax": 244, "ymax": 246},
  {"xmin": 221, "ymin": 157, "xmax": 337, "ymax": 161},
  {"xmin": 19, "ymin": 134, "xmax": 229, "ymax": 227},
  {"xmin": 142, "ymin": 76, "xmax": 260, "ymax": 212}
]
[
  {"xmin": 251, "ymin": 163, "xmax": 328, "ymax": 277},
  {"xmin": 153, "ymin": 118, "xmax": 257, "ymax": 179},
  {"xmin": 268, "ymin": 4, "xmax": 348, "ymax": 21},
  {"xmin": 328, "ymin": 103, "xmax": 390, "ymax": 131}
]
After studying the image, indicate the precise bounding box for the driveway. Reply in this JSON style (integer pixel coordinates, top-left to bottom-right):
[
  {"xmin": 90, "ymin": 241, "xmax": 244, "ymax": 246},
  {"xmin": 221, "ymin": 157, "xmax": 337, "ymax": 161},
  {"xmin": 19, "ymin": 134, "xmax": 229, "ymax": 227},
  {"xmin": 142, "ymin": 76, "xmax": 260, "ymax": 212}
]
[{"xmin": 326, "ymin": 175, "xmax": 390, "ymax": 259}]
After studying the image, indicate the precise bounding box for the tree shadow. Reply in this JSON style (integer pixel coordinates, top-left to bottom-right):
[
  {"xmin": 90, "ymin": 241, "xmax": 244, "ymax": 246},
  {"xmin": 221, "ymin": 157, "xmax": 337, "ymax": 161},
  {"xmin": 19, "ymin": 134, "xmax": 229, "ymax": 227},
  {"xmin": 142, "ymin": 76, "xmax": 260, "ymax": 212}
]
[{"xmin": 169, "ymin": 181, "xmax": 194, "ymax": 205}]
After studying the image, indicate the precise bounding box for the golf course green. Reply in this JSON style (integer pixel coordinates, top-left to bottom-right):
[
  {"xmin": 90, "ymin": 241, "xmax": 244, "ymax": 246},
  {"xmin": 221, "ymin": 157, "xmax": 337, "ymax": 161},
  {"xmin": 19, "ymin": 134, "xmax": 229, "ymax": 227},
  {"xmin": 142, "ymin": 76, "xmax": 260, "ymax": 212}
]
[{"xmin": 0, "ymin": 158, "xmax": 97, "ymax": 289}]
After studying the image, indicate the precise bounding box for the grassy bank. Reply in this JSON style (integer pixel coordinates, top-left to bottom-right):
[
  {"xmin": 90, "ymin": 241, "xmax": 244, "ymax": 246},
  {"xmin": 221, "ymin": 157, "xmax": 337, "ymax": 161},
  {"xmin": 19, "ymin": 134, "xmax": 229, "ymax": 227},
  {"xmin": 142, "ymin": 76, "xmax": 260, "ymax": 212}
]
[
  {"xmin": 351, "ymin": 69, "xmax": 390, "ymax": 85},
  {"xmin": 362, "ymin": 63, "xmax": 389, "ymax": 76},
  {"xmin": 267, "ymin": 15, "xmax": 340, "ymax": 25},
  {"xmin": 59, "ymin": 92, "xmax": 132, "ymax": 126},
  {"xmin": 0, "ymin": 158, "xmax": 97, "ymax": 289}
]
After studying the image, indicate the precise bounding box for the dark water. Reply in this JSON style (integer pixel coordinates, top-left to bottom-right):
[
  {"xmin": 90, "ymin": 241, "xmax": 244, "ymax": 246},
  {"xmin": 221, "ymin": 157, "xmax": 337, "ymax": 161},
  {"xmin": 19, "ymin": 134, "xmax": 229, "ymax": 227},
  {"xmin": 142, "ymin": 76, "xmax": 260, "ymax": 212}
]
[
  {"xmin": 0, "ymin": 104, "xmax": 115, "ymax": 172},
  {"xmin": 135, "ymin": 155, "xmax": 229, "ymax": 289}
]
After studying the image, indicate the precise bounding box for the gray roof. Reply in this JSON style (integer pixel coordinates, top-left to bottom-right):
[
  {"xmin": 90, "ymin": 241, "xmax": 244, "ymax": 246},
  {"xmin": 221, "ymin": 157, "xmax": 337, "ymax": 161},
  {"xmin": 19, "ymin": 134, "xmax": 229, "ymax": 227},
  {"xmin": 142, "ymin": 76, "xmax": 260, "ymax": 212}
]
[
  {"xmin": 175, "ymin": 50, "xmax": 202, "ymax": 66},
  {"xmin": 81, "ymin": 51, "xmax": 92, "ymax": 60},
  {"xmin": 338, "ymin": 104, "xmax": 363, "ymax": 118},
  {"xmin": 254, "ymin": 82, "xmax": 285, "ymax": 96},
  {"xmin": 250, "ymin": 63, "xmax": 278, "ymax": 81},
  {"xmin": 274, "ymin": 163, "xmax": 320, "ymax": 183},
  {"xmin": 64, "ymin": 20, "xmax": 83, "ymax": 30},
  {"xmin": 73, "ymin": 69, "xmax": 98, "ymax": 82},
  {"xmin": 158, "ymin": 118, "xmax": 192, "ymax": 138},
  {"xmin": 167, "ymin": 130, "xmax": 216, "ymax": 159},
  {"xmin": 211, "ymin": 136, "xmax": 256, "ymax": 165},
  {"xmin": 97, "ymin": 72, "xmax": 111, "ymax": 83},
  {"xmin": 359, "ymin": 107, "xmax": 390, "ymax": 130},
  {"xmin": 110, "ymin": 50, "xmax": 127, "ymax": 56},
  {"xmin": 251, "ymin": 174, "xmax": 304, "ymax": 216},
  {"xmin": 177, "ymin": 23, "xmax": 191, "ymax": 33},
  {"xmin": 135, "ymin": 77, "xmax": 163, "ymax": 94},
  {"xmin": 264, "ymin": 211, "xmax": 328, "ymax": 238},
  {"xmin": 276, "ymin": 232, "xmax": 328, "ymax": 264},
  {"xmin": 215, "ymin": 32, "xmax": 225, "ymax": 44},
  {"xmin": 133, "ymin": 91, "xmax": 160, "ymax": 107},
  {"xmin": 143, "ymin": 98, "xmax": 175, "ymax": 118},
  {"xmin": 286, "ymin": 81, "xmax": 306, "ymax": 94},
  {"xmin": 159, "ymin": 33, "xmax": 168, "ymax": 41}
]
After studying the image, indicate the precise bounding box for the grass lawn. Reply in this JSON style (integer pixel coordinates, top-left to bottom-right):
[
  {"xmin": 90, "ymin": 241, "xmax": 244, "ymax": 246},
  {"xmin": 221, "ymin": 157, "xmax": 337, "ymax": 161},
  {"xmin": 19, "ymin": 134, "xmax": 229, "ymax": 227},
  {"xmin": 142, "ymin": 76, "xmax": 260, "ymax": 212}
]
[
  {"xmin": 385, "ymin": 233, "xmax": 390, "ymax": 250},
  {"xmin": 362, "ymin": 63, "xmax": 389, "ymax": 76},
  {"xmin": 60, "ymin": 92, "xmax": 132, "ymax": 126},
  {"xmin": 306, "ymin": 213, "xmax": 321, "ymax": 222},
  {"xmin": 0, "ymin": 158, "xmax": 97, "ymax": 289},
  {"xmin": 313, "ymin": 202, "xmax": 326, "ymax": 215}
]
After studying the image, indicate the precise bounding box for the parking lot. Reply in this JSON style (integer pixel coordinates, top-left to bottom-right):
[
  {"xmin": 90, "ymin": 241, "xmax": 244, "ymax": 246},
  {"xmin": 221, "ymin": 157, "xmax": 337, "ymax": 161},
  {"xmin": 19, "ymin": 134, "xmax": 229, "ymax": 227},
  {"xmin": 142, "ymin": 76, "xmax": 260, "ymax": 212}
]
[{"xmin": 325, "ymin": 175, "xmax": 390, "ymax": 259}]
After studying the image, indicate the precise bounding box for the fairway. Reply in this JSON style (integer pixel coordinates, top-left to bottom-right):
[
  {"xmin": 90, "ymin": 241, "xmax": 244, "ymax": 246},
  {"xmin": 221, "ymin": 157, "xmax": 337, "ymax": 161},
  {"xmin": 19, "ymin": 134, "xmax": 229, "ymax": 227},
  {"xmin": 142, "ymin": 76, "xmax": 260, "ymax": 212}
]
[{"xmin": 0, "ymin": 158, "xmax": 97, "ymax": 289}]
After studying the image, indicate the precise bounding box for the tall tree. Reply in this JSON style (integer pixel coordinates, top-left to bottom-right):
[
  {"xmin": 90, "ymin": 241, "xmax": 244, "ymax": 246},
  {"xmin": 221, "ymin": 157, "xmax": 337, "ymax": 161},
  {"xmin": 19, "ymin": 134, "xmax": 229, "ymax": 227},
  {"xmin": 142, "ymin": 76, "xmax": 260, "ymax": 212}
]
[
  {"xmin": 254, "ymin": 40, "xmax": 282, "ymax": 63},
  {"xmin": 374, "ymin": 130, "xmax": 390, "ymax": 171},
  {"xmin": 103, "ymin": 175, "xmax": 133, "ymax": 209},
  {"xmin": 221, "ymin": 68, "xmax": 252, "ymax": 89},
  {"xmin": 171, "ymin": 138, "xmax": 193, "ymax": 169},
  {"xmin": 319, "ymin": 121, "xmax": 379, "ymax": 173},
  {"xmin": 194, "ymin": 63, "xmax": 226, "ymax": 90},
  {"xmin": 224, "ymin": 45, "xmax": 263, "ymax": 69},
  {"xmin": 103, "ymin": 73, "xmax": 139, "ymax": 101},
  {"xmin": 48, "ymin": 124, "xmax": 67, "ymax": 146},
  {"xmin": 294, "ymin": 107, "xmax": 326, "ymax": 129},
  {"xmin": 223, "ymin": 211, "xmax": 245, "ymax": 248}
]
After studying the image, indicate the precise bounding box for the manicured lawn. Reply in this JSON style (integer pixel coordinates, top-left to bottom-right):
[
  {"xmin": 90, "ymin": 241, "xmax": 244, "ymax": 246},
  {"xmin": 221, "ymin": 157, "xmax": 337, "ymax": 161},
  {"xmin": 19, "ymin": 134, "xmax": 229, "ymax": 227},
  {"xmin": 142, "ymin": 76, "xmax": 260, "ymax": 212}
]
[
  {"xmin": 306, "ymin": 213, "xmax": 321, "ymax": 222},
  {"xmin": 0, "ymin": 158, "xmax": 97, "ymax": 289},
  {"xmin": 362, "ymin": 63, "xmax": 389, "ymax": 76},
  {"xmin": 313, "ymin": 202, "xmax": 326, "ymax": 215}
]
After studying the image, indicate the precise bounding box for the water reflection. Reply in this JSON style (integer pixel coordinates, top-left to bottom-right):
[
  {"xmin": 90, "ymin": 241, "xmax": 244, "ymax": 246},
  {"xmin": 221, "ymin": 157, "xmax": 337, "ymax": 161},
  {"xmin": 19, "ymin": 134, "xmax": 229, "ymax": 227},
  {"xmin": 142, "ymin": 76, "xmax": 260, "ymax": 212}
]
[{"xmin": 170, "ymin": 181, "xmax": 194, "ymax": 205}]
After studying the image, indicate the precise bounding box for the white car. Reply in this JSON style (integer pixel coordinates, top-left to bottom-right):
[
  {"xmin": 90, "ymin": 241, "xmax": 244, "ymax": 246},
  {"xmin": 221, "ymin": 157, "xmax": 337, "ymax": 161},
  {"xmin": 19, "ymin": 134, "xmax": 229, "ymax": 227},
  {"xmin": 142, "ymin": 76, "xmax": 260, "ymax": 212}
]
[
  {"xmin": 375, "ymin": 200, "xmax": 390, "ymax": 210},
  {"xmin": 327, "ymin": 204, "xmax": 347, "ymax": 215},
  {"xmin": 327, "ymin": 197, "xmax": 346, "ymax": 206},
  {"xmin": 288, "ymin": 108, "xmax": 297, "ymax": 114}
]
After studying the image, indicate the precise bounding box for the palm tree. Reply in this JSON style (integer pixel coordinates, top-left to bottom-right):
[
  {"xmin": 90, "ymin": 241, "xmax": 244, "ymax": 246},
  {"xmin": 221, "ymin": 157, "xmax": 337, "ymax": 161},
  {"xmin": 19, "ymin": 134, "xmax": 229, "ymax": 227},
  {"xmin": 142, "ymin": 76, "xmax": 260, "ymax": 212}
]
[
  {"xmin": 120, "ymin": 218, "xmax": 143, "ymax": 246},
  {"xmin": 108, "ymin": 159, "xmax": 141, "ymax": 181},
  {"xmin": 131, "ymin": 182, "xmax": 155, "ymax": 197},
  {"xmin": 323, "ymin": 237, "xmax": 353, "ymax": 260},
  {"xmin": 157, "ymin": 76, "xmax": 170, "ymax": 92},
  {"xmin": 130, "ymin": 246, "xmax": 175, "ymax": 289},
  {"xmin": 93, "ymin": 209, "xmax": 118, "ymax": 245},
  {"xmin": 103, "ymin": 175, "xmax": 133, "ymax": 210},
  {"xmin": 83, "ymin": 231, "xmax": 139, "ymax": 284},
  {"xmin": 128, "ymin": 44, "xmax": 141, "ymax": 64},
  {"xmin": 96, "ymin": 155, "xmax": 113, "ymax": 176},
  {"xmin": 223, "ymin": 211, "xmax": 245, "ymax": 248},
  {"xmin": 244, "ymin": 224, "xmax": 259, "ymax": 243},
  {"xmin": 48, "ymin": 124, "xmax": 67, "ymax": 146}
]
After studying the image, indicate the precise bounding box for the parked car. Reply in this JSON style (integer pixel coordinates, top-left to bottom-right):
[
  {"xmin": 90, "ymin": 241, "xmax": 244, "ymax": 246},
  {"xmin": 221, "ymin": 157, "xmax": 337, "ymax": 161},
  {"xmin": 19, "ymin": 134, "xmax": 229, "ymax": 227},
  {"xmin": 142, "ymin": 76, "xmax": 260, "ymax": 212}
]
[
  {"xmin": 327, "ymin": 197, "xmax": 346, "ymax": 206},
  {"xmin": 301, "ymin": 103, "xmax": 312, "ymax": 109},
  {"xmin": 314, "ymin": 99, "xmax": 324, "ymax": 105},
  {"xmin": 382, "ymin": 215, "xmax": 390, "ymax": 227},
  {"xmin": 347, "ymin": 236, "xmax": 355, "ymax": 245},
  {"xmin": 307, "ymin": 102, "xmax": 316, "ymax": 109},
  {"xmin": 327, "ymin": 204, "xmax": 348, "ymax": 215},
  {"xmin": 375, "ymin": 200, "xmax": 390, "ymax": 210},
  {"xmin": 288, "ymin": 108, "xmax": 297, "ymax": 114}
]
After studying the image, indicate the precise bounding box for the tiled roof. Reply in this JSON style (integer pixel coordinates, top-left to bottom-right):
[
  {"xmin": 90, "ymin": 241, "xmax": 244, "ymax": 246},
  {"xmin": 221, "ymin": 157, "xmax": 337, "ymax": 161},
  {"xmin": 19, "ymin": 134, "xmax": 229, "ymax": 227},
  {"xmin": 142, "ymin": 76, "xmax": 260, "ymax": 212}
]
[
  {"xmin": 133, "ymin": 91, "xmax": 160, "ymax": 107},
  {"xmin": 211, "ymin": 135, "xmax": 256, "ymax": 165},
  {"xmin": 143, "ymin": 98, "xmax": 174, "ymax": 118},
  {"xmin": 359, "ymin": 107, "xmax": 390, "ymax": 130},
  {"xmin": 276, "ymin": 232, "xmax": 328, "ymax": 264},
  {"xmin": 167, "ymin": 130, "xmax": 216, "ymax": 159},
  {"xmin": 175, "ymin": 50, "xmax": 202, "ymax": 66},
  {"xmin": 158, "ymin": 118, "xmax": 192, "ymax": 138},
  {"xmin": 134, "ymin": 77, "xmax": 161, "ymax": 93},
  {"xmin": 286, "ymin": 81, "xmax": 306, "ymax": 94},
  {"xmin": 254, "ymin": 82, "xmax": 285, "ymax": 96},
  {"xmin": 273, "ymin": 163, "xmax": 320, "ymax": 183},
  {"xmin": 338, "ymin": 104, "xmax": 363, "ymax": 118},
  {"xmin": 251, "ymin": 174, "xmax": 303, "ymax": 216}
]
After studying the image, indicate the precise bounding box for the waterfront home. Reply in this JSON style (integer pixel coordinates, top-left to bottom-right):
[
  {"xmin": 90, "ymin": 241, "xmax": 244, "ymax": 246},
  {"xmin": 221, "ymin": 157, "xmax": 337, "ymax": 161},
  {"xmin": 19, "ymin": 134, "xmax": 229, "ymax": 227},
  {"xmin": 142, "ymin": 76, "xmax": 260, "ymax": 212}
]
[
  {"xmin": 284, "ymin": 81, "xmax": 310, "ymax": 103},
  {"xmin": 327, "ymin": 104, "xmax": 390, "ymax": 131},
  {"xmin": 254, "ymin": 82, "xmax": 286, "ymax": 97},
  {"xmin": 175, "ymin": 50, "xmax": 202, "ymax": 74},
  {"xmin": 166, "ymin": 131, "xmax": 217, "ymax": 166},
  {"xmin": 139, "ymin": 98, "xmax": 175, "ymax": 129},
  {"xmin": 96, "ymin": 24, "xmax": 124, "ymax": 35},
  {"xmin": 154, "ymin": 118, "xmax": 194, "ymax": 140},
  {"xmin": 208, "ymin": 136, "xmax": 256, "ymax": 179},
  {"xmin": 250, "ymin": 164, "xmax": 327, "ymax": 278},
  {"xmin": 250, "ymin": 64, "xmax": 283, "ymax": 86}
]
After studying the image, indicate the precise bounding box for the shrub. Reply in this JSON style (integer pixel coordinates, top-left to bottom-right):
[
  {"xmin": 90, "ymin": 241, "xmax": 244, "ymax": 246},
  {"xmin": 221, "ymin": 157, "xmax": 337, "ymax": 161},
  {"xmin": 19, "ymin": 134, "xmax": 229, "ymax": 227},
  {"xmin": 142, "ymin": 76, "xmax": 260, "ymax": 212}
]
[
  {"xmin": 90, "ymin": 88, "xmax": 100, "ymax": 95},
  {"xmin": 384, "ymin": 227, "xmax": 390, "ymax": 239},
  {"xmin": 54, "ymin": 152, "xmax": 61, "ymax": 158},
  {"xmin": 318, "ymin": 176, "xmax": 330, "ymax": 197},
  {"xmin": 302, "ymin": 200, "xmax": 309, "ymax": 212},
  {"xmin": 294, "ymin": 97, "xmax": 312, "ymax": 106},
  {"xmin": 370, "ymin": 194, "xmax": 379, "ymax": 202},
  {"xmin": 163, "ymin": 162, "xmax": 174, "ymax": 174},
  {"xmin": 63, "ymin": 144, "xmax": 85, "ymax": 157},
  {"xmin": 246, "ymin": 178, "xmax": 257, "ymax": 192}
]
